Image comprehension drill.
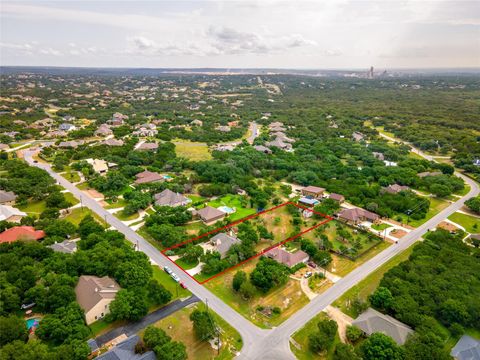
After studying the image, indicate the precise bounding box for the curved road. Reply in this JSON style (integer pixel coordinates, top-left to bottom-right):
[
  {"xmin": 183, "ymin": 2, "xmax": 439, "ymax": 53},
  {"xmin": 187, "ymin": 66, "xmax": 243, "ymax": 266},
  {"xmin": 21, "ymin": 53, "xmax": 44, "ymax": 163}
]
[{"xmin": 24, "ymin": 142, "xmax": 479, "ymax": 360}]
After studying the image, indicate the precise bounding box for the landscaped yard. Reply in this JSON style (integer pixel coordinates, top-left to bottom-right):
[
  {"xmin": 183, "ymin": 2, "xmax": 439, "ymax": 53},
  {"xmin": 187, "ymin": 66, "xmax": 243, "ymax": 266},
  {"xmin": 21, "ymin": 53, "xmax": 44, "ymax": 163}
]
[
  {"xmin": 175, "ymin": 141, "xmax": 212, "ymax": 161},
  {"xmin": 18, "ymin": 199, "xmax": 47, "ymax": 215},
  {"xmin": 64, "ymin": 207, "xmax": 106, "ymax": 226},
  {"xmin": 290, "ymin": 311, "xmax": 340, "ymax": 360},
  {"xmin": 114, "ymin": 210, "xmax": 140, "ymax": 221},
  {"xmin": 61, "ymin": 170, "xmax": 81, "ymax": 183},
  {"xmin": 63, "ymin": 192, "xmax": 79, "ymax": 206},
  {"xmin": 448, "ymin": 212, "xmax": 480, "ymax": 233},
  {"xmin": 332, "ymin": 245, "xmax": 414, "ymax": 318},
  {"xmin": 206, "ymin": 194, "xmax": 256, "ymax": 222},
  {"xmin": 204, "ymin": 257, "xmax": 309, "ymax": 328},
  {"xmin": 145, "ymin": 302, "xmax": 242, "ymax": 360},
  {"xmin": 371, "ymin": 223, "xmax": 392, "ymax": 231},
  {"xmin": 104, "ymin": 198, "xmax": 127, "ymax": 209}
]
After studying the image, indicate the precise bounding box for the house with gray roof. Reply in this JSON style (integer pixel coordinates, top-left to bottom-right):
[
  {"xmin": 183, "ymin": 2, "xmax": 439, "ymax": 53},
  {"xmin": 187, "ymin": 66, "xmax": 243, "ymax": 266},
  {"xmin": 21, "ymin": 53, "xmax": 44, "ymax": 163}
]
[
  {"xmin": 352, "ymin": 308, "xmax": 414, "ymax": 345},
  {"xmin": 97, "ymin": 335, "xmax": 155, "ymax": 360},
  {"xmin": 210, "ymin": 232, "xmax": 241, "ymax": 258},
  {"xmin": 0, "ymin": 190, "xmax": 17, "ymax": 205},
  {"xmin": 154, "ymin": 189, "xmax": 191, "ymax": 207},
  {"xmin": 49, "ymin": 239, "xmax": 77, "ymax": 254},
  {"xmin": 195, "ymin": 206, "xmax": 226, "ymax": 225},
  {"xmin": 451, "ymin": 335, "xmax": 480, "ymax": 360}
]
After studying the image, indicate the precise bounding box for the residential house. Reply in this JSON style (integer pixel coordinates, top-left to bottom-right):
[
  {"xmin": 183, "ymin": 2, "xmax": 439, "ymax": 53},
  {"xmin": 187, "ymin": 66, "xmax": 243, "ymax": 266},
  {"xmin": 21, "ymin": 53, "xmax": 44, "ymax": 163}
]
[
  {"xmin": 265, "ymin": 247, "xmax": 309, "ymax": 268},
  {"xmin": 253, "ymin": 145, "xmax": 272, "ymax": 154},
  {"xmin": 134, "ymin": 170, "xmax": 163, "ymax": 185},
  {"xmin": 329, "ymin": 193, "xmax": 345, "ymax": 203},
  {"xmin": 49, "ymin": 239, "xmax": 77, "ymax": 254},
  {"xmin": 154, "ymin": 189, "xmax": 191, "ymax": 207},
  {"xmin": 0, "ymin": 144, "xmax": 9, "ymax": 151},
  {"xmin": 136, "ymin": 142, "xmax": 158, "ymax": 151},
  {"xmin": 190, "ymin": 119, "xmax": 203, "ymax": 126},
  {"xmin": 382, "ymin": 184, "xmax": 410, "ymax": 194},
  {"xmin": 214, "ymin": 144, "xmax": 235, "ymax": 152},
  {"xmin": 216, "ymin": 125, "xmax": 231, "ymax": 132},
  {"xmin": 210, "ymin": 232, "xmax": 241, "ymax": 258},
  {"xmin": 96, "ymin": 335, "xmax": 155, "ymax": 360},
  {"xmin": 75, "ymin": 275, "xmax": 121, "ymax": 325},
  {"xmin": 132, "ymin": 128, "xmax": 158, "ymax": 137},
  {"xmin": 266, "ymin": 138, "xmax": 292, "ymax": 151},
  {"xmin": 85, "ymin": 159, "xmax": 115, "ymax": 175},
  {"xmin": 352, "ymin": 131, "xmax": 365, "ymax": 142},
  {"xmin": 227, "ymin": 120, "xmax": 239, "ymax": 127},
  {"xmin": 0, "ymin": 205, "xmax": 27, "ymax": 223},
  {"xmin": 372, "ymin": 152, "xmax": 385, "ymax": 161},
  {"xmin": 352, "ymin": 308, "xmax": 414, "ymax": 345},
  {"xmin": 450, "ymin": 335, "xmax": 480, "ymax": 360},
  {"xmin": 338, "ymin": 207, "xmax": 380, "ymax": 224},
  {"xmin": 94, "ymin": 124, "xmax": 113, "ymax": 137},
  {"xmin": 62, "ymin": 115, "xmax": 76, "ymax": 122},
  {"xmin": 0, "ymin": 226, "xmax": 45, "ymax": 244},
  {"xmin": 301, "ymin": 186, "xmax": 326, "ymax": 199},
  {"xmin": 103, "ymin": 139, "xmax": 124, "ymax": 147},
  {"xmin": 299, "ymin": 197, "xmax": 320, "ymax": 207},
  {"xmin": 417, "ymin": 171, "xmax": 442, "ymax": 178},
  {"xmin": 0, "ymin": 190, "xmax": 17, "ymax": 205},
  {"xmin": 195, "ymin": 206, "xmax": 226, "ymax": 225},
  {"xmin": 473, "ymin": 159, "xmax": 480, "ymax": 166},
  {"xmin": 58, "ymin": 140, "xmax": 82, "ymax": 149},
  {"xmin": 59, "ymin": 123, "xmax": 77, "ymax": 132}
]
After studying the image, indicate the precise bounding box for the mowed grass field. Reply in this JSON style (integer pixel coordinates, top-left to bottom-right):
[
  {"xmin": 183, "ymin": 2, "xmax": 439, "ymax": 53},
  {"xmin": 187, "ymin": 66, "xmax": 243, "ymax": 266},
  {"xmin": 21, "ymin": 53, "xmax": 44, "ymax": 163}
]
[
  {"xmin": 448, "ymin": 212, "xmax": 480, "ymax": 233},
  {"xmin": 206, "ymin": 194, "xmax": 256, "ymax": 222},
  {"xmin": 175, "ymin": 141, "xmax": 212, "ymax": 161},
  {"xmin": 204, "ymin": 257, "xmax": 309, "ymax": 328},
  {"xmin": 145, "ymin": 302, "xmax": 242, "ymax": 360},
  {"xmin": 333, "ymin": 245, "xmax": 414, "ymax": 318}
]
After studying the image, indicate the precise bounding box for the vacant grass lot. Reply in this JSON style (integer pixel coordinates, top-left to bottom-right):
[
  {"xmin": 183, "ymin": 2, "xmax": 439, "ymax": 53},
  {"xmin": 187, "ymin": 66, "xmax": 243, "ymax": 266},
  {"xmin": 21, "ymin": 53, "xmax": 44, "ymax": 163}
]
[
  {"xmin": 290, "ymin": 312, "xmax": 340, "ymax": 360},
  {"xmin": 151, "ymin": 265, "xmax": 190, "ymax": 300},
  {"xmin": 448, "ymin": 212, "xmax": 480, "ymax": 233},
  {"xmin": 333, "ymin": 245, "xmax": 414, "ymax": 318},
  {"xmin": 146, "ymin": 302, "xmax": 242, "ymax": 360},
  {"xmin": 204, "ymin": 258, "xmax": 309, "ymax": 328},
  {"xmin": 396, "ymin": 197, "xmax": 449, "ymax": 228},
  {"xmin": 64, "ymin": 207, "xmax": 106, "ymax": 226},
  {"xmin": 175, "ymin": 141, "xmax": 212, "ymax": 161},
  {"xmin": 18, "ymin": 199, "xmax": 46, "ymax": 215}
]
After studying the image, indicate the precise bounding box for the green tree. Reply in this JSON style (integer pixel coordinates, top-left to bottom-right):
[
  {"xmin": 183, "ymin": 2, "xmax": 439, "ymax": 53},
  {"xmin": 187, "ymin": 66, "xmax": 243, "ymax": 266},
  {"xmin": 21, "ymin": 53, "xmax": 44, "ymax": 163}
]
[
  {"xmin": 232, "ymin": 270, "xmax": 247, "ymax": 292},
  {"xmin": 333, "ymin": 343, "xmax": 361, "ymax": 360},
  {"xmin": 182, "ymin": 244, "xmax": 203, "ymax": 264},
  {"xmin": 360, "ymin": 333, "xmax": 405, "ymax": 360},
  {"xmin": 143, "ymin": 326, "xmax": 171, "ymax": 349},
  {"xmin": 0, "ymin": 315, "xmax": 28, "ymax": 346},
  {"xmin": 190, "ymin": 309, "xmax": 216, "ymax": 341},
  {"xmin": 147, "ymin": 280, "xmax": 172, "ymax": 305},
  {"xmin": 155, "ymin": 341, "xmax": 187, "ymax": 360},
  {"xmin": 369, "ymin": 287, "xmax": 394, "ymax": 311},
  {"xmin": 346, "ymin": 325, "xmax": 363, "ymax": 343}
]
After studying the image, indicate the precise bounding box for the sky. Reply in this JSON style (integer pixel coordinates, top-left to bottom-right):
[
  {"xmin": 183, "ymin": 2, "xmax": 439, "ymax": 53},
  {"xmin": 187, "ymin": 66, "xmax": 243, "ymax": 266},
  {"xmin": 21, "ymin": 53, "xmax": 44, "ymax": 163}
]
[{"xmin": 1, "ymin": 0, "xmax": 479, "ymax": 69}]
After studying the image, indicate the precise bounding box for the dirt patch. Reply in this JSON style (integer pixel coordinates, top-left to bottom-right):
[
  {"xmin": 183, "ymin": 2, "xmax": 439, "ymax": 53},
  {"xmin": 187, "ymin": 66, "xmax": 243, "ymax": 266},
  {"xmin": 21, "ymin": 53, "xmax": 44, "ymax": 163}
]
[
  {"xmin": 438, "ymin": 221, "xmax": 459, "ymax": 232},
  {"xmin": 83, "ymin": 189, "xmax": 104, "ymax": 199},
  {"xmin": 390, "ymin": 229, "xmax": 407, "ymax": 239}
]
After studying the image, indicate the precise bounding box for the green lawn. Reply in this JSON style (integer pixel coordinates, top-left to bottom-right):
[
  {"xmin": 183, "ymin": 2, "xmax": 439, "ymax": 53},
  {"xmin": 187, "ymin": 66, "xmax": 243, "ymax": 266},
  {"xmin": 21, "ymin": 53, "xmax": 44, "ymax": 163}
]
[
  {"xmin": 114, "ymin": 210, "xmax": 140, "ymax": 221},
  {"xmin": 63, "ymin": 192, "xmax": 79, "ymax": 206},
  {"xmin": 104, "ymin": 198, "xmax": 127, "ymax": 209},
  {"xmin": 61, "ymin": 171, "xmax": 81, "ymax": 183},
  {"xmin": 207, "ymin": 194, "xmax": 256, "ymax": 222},
  {"xmin": 448, "ymin": 212, "xmax": 480, "ymax": 233},
  {"xmin": 396, "ymin": 197, "xmax": 449, "ymax": 228},
  {"xmin": 188, "ymin": 194, "xmax": 206, "ymax": 204},
  {"xmin": 18, "ymin": 199, "xmax": 47, "ymax": 215},
  {"xmin": 290, "ymin": 312, "xmax": 340, "ymax": 360},
  {"xmin": 151, "ymin": 265, "xmax": 190, "ymax": 300},
  {"xmin": 371, "ymin": 223, "xmax": 392, "ymax": 231},
  {"xmin": 175, "ymin": 257, "xmax": 199, "ymax": 270},
  {"xmin": 333, "ymin": 245, "xmax": 414, "ymax": 318},
  {"xmin": 64, "ymin": 207, "xmax": 106, "ymax": 226}
]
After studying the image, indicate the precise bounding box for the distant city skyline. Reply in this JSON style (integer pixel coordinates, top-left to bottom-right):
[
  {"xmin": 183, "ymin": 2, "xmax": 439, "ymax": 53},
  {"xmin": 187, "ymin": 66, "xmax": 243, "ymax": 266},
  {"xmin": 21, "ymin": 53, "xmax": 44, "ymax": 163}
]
[{"xmin": 1, "ymin": 1, "xmax": 479, "ymax": 69}]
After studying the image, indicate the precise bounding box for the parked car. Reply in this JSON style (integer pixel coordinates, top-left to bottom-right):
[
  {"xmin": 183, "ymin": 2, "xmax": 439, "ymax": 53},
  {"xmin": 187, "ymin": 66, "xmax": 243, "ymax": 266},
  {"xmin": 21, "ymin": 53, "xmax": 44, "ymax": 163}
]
[
  {"xmin": 163, "ymin": 266, "xmax": 172, "ymax": 275},
  {"xmin": 304, "ymin": 271, "xmax": 313, "ymax": 279},
  {"xmin": 307, "ymin": 261, "xmax": 317, "ymax": 268},
  {"xmin": 180, "ymin": 282, "xmax": 187, "ymax": 289},
  {"xmin": 171, "ymin": 273, "xmax": 180, "ymax": 282},
  {"xmin": 21, "ymin": 303, "xmax": 35, "ymax": 310}
]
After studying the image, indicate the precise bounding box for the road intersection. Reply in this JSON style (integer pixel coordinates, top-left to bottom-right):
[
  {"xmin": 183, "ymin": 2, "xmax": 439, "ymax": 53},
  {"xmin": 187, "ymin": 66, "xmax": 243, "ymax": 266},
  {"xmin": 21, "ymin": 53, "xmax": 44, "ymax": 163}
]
[{"xmin": 24, "ymin": 147, "xmax": 479, "ymax": 360}]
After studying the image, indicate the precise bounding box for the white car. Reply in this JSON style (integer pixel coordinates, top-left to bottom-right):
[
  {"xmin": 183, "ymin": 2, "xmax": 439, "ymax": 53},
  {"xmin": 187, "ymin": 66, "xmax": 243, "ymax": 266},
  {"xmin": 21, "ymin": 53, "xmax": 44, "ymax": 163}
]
[
  {"xmin": 304, "ymin": 271, "xmax": 313, "ymax": 279},
  {"xmin": 171, "ymin": 273, "xmax": 180, "ymax": 282},
  {"xmin": 163, "ymin": 266, "xmax": 172, "ymax": 275}
]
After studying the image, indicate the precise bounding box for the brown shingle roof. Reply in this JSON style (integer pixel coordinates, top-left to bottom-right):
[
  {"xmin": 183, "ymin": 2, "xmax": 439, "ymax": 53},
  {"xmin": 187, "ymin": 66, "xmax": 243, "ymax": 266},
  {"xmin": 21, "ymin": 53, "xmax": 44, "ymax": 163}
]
[
  {"xmin": 75, "ymin": 276, "xmax": 120, "ymax": 313},
  {"xmin": 134, "ymin": 170, "xmax": 163, "ymax": 185},
  {"xmin": 265, "ymin": 247, "xmax": 309, "ymax": 267},
  {"xmin": 196, "ymin": 206, "xmax": 226, "ymax": 222}
]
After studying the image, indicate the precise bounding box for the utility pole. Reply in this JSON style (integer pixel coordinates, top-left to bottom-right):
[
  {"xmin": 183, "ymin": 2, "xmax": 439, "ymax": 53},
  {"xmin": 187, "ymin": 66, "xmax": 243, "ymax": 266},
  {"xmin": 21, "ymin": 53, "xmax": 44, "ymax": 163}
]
[{"xmin": 80, "ymin": 195, "xmax": 83, "ymax": 210}]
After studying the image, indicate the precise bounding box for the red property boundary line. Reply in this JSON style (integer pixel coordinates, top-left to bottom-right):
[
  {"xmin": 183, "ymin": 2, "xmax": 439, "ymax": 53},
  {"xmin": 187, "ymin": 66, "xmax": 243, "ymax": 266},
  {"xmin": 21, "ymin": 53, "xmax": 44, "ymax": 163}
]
[{"xmin": 161, "ymin": 201, "xmax": 333, "ymax": 284}]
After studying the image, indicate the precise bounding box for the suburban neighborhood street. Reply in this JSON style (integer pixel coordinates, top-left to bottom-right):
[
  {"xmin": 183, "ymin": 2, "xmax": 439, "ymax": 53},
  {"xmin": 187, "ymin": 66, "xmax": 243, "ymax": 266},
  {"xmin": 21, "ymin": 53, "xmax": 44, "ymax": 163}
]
[{"xmin": 24, "ymin": 147, "xmax": 479, "ymax": 360}]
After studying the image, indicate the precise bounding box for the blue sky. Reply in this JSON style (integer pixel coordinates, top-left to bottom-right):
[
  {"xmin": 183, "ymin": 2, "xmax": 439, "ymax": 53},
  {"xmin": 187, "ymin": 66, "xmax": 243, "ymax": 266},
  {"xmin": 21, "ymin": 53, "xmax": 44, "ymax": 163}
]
[{"xmin": 1, "ymin": 0, "xmax": 479, "ymax": 68}]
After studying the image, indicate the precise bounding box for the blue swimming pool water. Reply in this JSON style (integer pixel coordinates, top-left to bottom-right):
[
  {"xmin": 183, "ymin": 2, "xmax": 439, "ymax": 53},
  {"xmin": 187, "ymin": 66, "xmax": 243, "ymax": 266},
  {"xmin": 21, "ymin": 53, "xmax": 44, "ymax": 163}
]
[
  {"xmin": 218, "ymin": 206, "xmax": 235, "ymax": 214},
  {"xmin": 26, "ymin": 318, "xmax": 39, "ymax": 330}
]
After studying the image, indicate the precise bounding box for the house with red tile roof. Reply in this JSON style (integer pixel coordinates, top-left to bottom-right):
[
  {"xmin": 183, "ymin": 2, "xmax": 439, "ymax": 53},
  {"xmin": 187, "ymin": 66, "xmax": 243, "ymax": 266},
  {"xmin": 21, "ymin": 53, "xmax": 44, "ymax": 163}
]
[{"xmin": 0, "ymin": 226, "xmax": 46, "ymax": 244}]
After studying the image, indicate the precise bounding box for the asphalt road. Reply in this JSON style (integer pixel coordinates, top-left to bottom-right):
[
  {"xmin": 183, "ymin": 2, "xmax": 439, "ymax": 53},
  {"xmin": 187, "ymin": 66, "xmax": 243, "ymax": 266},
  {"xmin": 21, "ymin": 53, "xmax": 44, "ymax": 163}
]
[
  {"xmin": 24, "ymin": 146, "xmax": 479, "ymax": 360},
  {"xmin": 95, "ymin": 294, "xmax": 199, "ymax": 347}
]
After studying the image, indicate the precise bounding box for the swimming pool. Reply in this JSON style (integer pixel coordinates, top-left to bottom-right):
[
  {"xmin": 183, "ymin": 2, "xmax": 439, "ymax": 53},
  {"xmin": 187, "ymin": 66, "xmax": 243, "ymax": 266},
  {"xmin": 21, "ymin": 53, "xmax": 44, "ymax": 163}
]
[
  {"xmin": 163, "ymin": 175, "xmax": 172, "ymax": 180},
  {"xmin": 26, "ymin": 318, "xmax": 40, "ymax": 330},
  {"xmin": 218, "ymin": 206, "xmax": 235, "ymax": 214}
]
